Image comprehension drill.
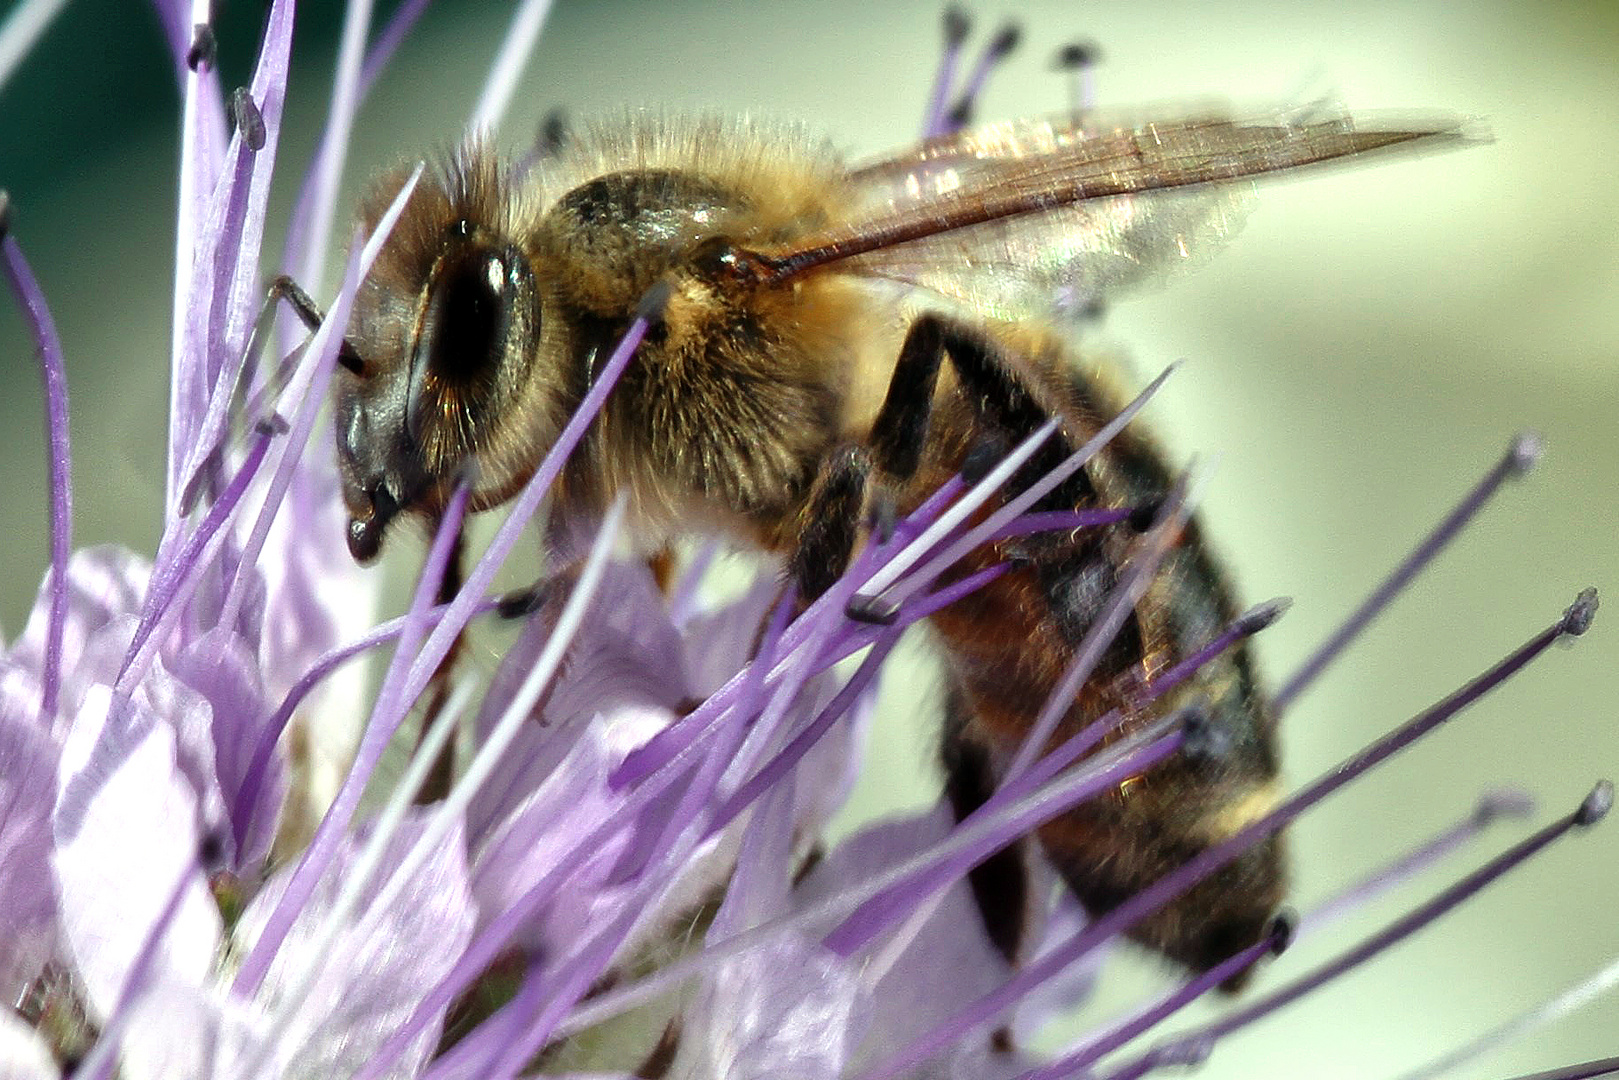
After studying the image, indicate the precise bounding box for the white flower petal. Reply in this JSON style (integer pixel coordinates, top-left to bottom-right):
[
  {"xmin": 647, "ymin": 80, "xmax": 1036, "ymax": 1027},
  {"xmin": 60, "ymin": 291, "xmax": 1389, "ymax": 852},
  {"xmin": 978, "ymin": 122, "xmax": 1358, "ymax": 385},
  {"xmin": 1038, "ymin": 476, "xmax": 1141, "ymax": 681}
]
[
  {"xmin": 0, "ymin": 1006, "xmax": 61, "ymax": 1080},
  {"xmin": 119, "ymin": 981, "xmax": 279, "ymax": 1080},
  {"xmin": 51, "ymin": 685, "xmax": 222, "ymax": 1021},
  {"xmin": 0, "ymin": 685, "xmax": 60, "ymax": 1002},
  {"xmin": 233, "ymin": 810, "xmax": 476, "ymax": 1080},
  {"xmin": 795, "ymin": 805, "xmax": 1024, "ymax": 1076}
]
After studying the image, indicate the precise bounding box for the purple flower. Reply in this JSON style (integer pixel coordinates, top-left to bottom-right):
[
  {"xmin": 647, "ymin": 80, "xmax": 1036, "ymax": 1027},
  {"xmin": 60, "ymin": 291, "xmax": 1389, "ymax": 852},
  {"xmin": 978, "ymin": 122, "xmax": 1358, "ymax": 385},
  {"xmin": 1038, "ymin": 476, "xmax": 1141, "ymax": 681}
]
[{"xmin": 0, "ymin": 5, "xmax": 1611, "ymax": 1080}]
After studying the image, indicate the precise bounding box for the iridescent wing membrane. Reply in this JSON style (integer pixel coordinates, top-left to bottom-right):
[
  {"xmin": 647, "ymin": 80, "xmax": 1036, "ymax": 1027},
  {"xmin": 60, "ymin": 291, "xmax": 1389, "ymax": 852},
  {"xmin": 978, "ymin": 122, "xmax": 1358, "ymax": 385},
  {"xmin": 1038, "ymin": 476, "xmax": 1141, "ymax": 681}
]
[{"xmin": 766, "ymin": 107, "xmax": 1472, "ymax": 320}]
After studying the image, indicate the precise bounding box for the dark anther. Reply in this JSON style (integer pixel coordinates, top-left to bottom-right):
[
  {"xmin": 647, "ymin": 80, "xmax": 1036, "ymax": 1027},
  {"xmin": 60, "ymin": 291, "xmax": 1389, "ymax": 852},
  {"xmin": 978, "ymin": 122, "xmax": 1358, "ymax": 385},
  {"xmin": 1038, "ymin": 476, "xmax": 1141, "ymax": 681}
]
[
  {"xmin": 1473, "ymin": 789, "xmax": 1534, "ymax": 826},
  {"xmin": 1576, "ymin": 780, "xmax": 1613, "ymax": 826},
  {"xmin": 254, "ymin": 413, "xmax": 291, "ymax": 438},
  {"xmin": 987, "ymin": 23, "xmax": 1021, "ymax": 58},
  {"xmin": 196, "ymin": 830, "xmax": 226, "ymax": 870},
  {"xmin": 497, "ymin": 581, "xmax": 553, "ymax": 619},
  {"xmin": 846, "ymin": 593, "xmax": 901, "ymax": 626},
  {"xmin": 229, "ymin": 88, "xmax": 267, "ymax": 152},
  {"xmin": 989, "ymin": 1027, "xmax": 1014, "ymax": 1054},
  {"xmin": 187, "ymin": 24, "xmax": 217, "ymax": 71},
  {"xmin": 1507, "ymin": 430, "xmax": 1543, "ymax": 475},
  {"xmin": 868, "ymin": 492, "xmax": 898, "ymax": 546},
  {"xmin": 1561, "ymin": 587, "xmax": 1599, "ymax": 637},
  {"xmin": 538, "ymin": 108, "xmax": 569, "ymax": 155},
  {"xmin": 1127, "ymin": 497, "xmax": 1164, "ymax": 532},
  {"xmin": 1053, "ymin": 41, "xmax": 1102, "ymax": 69},
  {"xmin": 451, "ymin": 218, "xmax": 474, "ymax": 239},
  {"xmin": 1266, "ymin": 909, "xmax": 1298, "ymax": 955},
  {"xmin": 635, "ymin": 279, "xmax": 675, "ymax": 324},
  {"xmin": 1236, "ymin": 597, "xmax": 1293, "ymax": 635},
  {"xmin": 0, "ymin": 189, "xmax": 12, "ymax": 242},
  {"xmin": 942, "ymin": 6, "xmax": 970, "ymax": 46},
  {"xmin": 1179, "ymin": 706, "xmax": 1232, "ymax": 765},
  {"xmin": 960, "ymin": 435, "xmax": 1009, "ymax": 485}
]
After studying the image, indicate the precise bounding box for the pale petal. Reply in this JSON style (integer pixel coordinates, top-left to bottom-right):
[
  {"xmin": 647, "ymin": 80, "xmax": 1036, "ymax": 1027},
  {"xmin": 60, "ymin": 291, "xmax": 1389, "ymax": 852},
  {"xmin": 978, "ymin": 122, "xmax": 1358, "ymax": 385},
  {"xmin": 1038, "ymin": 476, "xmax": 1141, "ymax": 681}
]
[
  {"xmin": 233, "ymin": 810, "xmax": 476, "ymax": 1080},
  {"xmin": 51, "ymin": 685, "xmax": 222, "ymax": 1021},
  {"xmin": 119, "ymin": 981, "xmax": 279, "ymax": 1080},
  {"xmin": 0, "ymin": 1007, "xmax": 61, "ymax": 1080},
  {"xmin": 0, "ymin": 695, "xmax": 59, "ymax": 1003}
]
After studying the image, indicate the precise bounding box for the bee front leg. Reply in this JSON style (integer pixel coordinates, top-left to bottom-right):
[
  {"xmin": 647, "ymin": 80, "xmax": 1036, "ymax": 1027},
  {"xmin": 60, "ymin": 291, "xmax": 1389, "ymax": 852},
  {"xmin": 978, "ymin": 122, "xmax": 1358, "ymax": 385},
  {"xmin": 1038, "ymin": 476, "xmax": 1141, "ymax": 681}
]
[{"xmin": 789, "ymin": 444, "xmax": 873, "ymax": 605}]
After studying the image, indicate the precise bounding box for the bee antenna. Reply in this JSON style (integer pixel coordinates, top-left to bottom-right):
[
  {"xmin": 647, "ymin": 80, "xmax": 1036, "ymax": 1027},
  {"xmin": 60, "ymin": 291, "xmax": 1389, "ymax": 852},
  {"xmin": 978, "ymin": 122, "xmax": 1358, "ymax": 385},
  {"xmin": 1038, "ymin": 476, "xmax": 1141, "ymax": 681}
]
[{"xmin": 267, "ymin": 274, "xmax": 368, "ymax": 376}]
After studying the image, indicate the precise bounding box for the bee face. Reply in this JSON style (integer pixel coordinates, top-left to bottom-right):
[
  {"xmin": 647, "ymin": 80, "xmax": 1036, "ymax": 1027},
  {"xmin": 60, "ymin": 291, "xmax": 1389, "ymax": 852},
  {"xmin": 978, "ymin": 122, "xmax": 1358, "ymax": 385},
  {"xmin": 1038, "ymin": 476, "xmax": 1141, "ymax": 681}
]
[{"xmin": 336, "ymin": 197, "xmax": 551, "ymax": 562}]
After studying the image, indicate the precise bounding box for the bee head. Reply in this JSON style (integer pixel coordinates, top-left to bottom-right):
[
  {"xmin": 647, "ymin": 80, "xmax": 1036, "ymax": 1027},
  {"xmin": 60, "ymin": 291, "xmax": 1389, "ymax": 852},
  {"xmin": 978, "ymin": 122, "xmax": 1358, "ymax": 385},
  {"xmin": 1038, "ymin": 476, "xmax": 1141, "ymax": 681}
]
[{"xmin": 335, "ymin": 162, "xmax": 562, "ymax": 563}]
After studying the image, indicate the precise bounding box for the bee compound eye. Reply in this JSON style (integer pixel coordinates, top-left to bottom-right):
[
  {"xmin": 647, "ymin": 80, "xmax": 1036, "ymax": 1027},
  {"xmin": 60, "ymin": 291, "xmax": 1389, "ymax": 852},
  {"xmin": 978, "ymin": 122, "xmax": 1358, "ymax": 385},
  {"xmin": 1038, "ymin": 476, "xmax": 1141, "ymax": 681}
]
[{"xmin": 428, "ymin": 250, "xmax": 510, "ymax": 383}]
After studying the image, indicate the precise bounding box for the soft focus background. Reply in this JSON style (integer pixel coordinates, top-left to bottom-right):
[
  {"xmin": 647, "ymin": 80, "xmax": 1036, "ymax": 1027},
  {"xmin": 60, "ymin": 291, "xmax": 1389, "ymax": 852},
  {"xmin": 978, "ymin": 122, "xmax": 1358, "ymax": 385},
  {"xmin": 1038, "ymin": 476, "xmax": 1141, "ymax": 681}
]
[{"xmin": 1, "ymin": 1, "xmax": 1615, "ymax": 1077}]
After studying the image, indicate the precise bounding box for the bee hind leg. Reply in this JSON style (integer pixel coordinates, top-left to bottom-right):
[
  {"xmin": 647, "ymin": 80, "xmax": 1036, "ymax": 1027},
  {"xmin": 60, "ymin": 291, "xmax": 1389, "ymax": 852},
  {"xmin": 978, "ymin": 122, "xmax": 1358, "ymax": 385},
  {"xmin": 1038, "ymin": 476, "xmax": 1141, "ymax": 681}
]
[{"xmin": 941, "ymin": 685, "xmax": 1033, "ymax": 965}]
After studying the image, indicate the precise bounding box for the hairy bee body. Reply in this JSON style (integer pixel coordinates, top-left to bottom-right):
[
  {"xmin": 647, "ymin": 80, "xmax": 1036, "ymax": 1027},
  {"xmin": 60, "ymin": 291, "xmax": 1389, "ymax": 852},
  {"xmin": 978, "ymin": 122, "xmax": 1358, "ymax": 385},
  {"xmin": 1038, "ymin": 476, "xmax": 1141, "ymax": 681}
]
[{"xmin": 336, "ymin": 109, "xmax": 1451, "ymax": 975}]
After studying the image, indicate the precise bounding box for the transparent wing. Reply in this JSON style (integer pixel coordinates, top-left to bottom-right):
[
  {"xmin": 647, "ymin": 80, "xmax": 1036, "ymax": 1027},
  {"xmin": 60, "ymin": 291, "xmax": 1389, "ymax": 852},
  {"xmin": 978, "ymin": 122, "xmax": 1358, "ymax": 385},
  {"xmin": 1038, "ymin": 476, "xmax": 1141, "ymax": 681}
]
[
  {"xmin": 844, "ymin": 184, "xmax": 1254, "ymax": 322},
  {"xmin": 767, "ymin": 106, "xmax": 1472, "ymax": 318}
]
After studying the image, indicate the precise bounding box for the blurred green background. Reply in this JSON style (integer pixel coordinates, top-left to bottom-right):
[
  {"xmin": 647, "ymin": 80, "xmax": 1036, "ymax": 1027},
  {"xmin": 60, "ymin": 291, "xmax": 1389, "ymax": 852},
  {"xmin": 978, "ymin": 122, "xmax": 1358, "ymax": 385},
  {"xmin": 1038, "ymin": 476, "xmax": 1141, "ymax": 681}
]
[{"xmin": 0, "ymin": 1, "xmax": 1615, "ymax": 1077}]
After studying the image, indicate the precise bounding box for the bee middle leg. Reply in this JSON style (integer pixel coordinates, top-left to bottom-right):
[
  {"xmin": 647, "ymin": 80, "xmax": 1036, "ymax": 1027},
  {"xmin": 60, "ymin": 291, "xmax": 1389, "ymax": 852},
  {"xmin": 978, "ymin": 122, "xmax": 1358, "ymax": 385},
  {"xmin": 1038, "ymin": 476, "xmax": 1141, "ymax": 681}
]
[
  {"xmin": 870, "ymin": 312, "xmax": 1091, "ymax": 510},
  {"xmin": 787, "ymin": 313, "xmax": 1092, "ymax": 613}
]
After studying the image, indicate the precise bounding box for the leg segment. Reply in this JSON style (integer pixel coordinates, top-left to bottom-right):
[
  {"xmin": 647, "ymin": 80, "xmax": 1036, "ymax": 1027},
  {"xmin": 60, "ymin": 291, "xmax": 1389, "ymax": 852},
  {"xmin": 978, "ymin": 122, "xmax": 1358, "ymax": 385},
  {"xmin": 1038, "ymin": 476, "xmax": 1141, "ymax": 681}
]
[
  {"xmin": 868, "ymin": 313, "xmax": 1094, "ymax": 510},
  {"xmin": 789, "ymin": 444, "xmax": 873, "ymax": 604},
  {"xmin": 941, "ymin": 686, "xmax": 1032, "ymax": 963}
]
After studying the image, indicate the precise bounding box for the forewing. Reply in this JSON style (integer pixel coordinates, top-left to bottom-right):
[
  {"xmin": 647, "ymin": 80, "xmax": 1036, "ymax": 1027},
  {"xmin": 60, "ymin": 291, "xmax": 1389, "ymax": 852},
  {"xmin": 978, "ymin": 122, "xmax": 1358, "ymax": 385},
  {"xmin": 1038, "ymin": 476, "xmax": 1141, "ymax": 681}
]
[{"xmin": 776, "ymin": 107, "xmax": 1469, "ymax": 317}]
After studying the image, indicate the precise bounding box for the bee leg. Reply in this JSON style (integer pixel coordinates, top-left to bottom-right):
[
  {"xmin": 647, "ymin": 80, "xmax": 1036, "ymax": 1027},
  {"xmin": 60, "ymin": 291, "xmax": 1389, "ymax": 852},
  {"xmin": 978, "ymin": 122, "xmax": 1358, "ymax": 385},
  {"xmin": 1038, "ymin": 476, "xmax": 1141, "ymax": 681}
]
[
  {"xmin": 941, "ymin": 685, "xmax": 1032, "ymax": 965},
  {"xmin": 789, "ymin": 444, "xmax": 873, "ymax": 605},
  {"xmin": 267, "ymin": 274, "xmax": 367, "ymax": 376},
  {"xmin": 870, "ymin": 313, "xmax": 1091, "ymax": 512}
]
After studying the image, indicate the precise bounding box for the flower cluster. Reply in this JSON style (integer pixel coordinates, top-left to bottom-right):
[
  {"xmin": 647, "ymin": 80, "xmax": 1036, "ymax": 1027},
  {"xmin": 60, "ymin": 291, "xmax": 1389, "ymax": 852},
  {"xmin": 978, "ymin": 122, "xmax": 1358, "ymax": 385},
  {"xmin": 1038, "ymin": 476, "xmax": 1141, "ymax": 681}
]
[{"xmin": 0, "ymin": 4, "xmax": 1612, "ymax": 1080}]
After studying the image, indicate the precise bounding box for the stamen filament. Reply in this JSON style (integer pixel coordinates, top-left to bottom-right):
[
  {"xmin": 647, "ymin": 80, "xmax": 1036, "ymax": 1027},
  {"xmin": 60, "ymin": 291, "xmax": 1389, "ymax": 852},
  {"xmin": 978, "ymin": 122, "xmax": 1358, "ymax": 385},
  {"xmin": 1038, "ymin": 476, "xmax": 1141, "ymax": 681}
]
[
  {"xmin": 856, "ymin": 591, "xmax": 1599, "ymax": 1080},
  {"xmin": 1097, "ymin": 782, "xmax": 1612, "ymax": 1080},
  {"xmin": 0, "ymin": 224, "xmax": 73, "ymax": 722},
  {"xmin": 1392, "ymin": 954, "xmax": 1619, "ymax": 1080},
  {"xmin": 469, "ymin": 0, "xmax": 554, "ymax": 136},
  {"xmin": 1301, "ymin": 789, "xmax": 1534, "ymax": 940},
  {"xmin": 1275, "ymin": 433, "xmax": 1541, "ymax": 712}
]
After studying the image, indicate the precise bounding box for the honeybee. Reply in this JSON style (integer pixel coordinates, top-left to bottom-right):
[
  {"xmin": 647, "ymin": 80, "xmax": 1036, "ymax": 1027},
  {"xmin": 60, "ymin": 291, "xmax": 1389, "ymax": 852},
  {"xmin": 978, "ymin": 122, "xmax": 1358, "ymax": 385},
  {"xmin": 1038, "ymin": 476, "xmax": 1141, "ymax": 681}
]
[{"xmin": 318, "ymin": 104, "xmax": 1461, "ymax": 977}]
